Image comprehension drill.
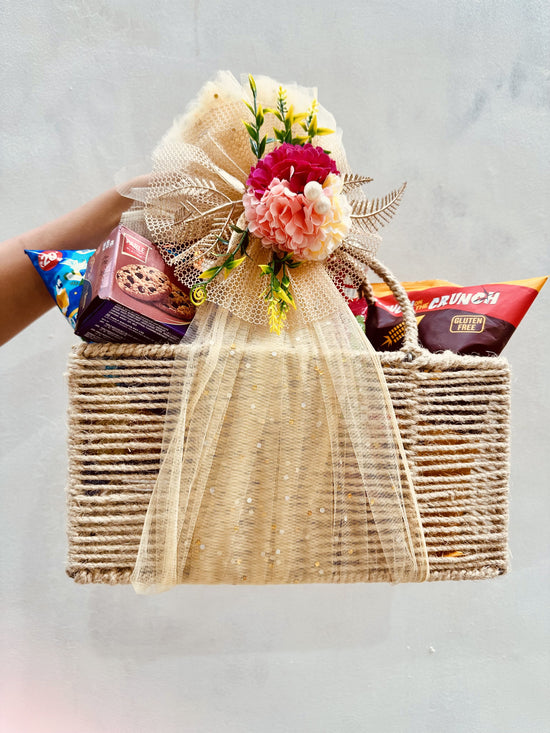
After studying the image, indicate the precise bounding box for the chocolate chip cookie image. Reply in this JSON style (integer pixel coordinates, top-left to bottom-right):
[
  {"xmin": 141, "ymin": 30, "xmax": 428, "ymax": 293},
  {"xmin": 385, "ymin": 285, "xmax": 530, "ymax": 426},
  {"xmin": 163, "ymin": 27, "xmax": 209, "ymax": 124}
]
[
  {"xmin": 157, "ymin": 284, "xmax": 196, "ymax": 321},
  {"xmin": 115, "ymin": 264, "xmax": 171, "ymax": 301}
]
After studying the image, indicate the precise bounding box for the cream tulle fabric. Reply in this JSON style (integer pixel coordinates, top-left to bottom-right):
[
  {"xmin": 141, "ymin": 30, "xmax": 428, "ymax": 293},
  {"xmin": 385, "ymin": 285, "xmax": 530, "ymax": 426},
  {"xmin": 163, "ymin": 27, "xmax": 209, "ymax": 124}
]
[
  {"xmin": 124, "ymin": 72, "xmax": 429, "ymax": 593},
  {"xmin": 130, "ymin": 244, "xmax": 428, "ymax": 593}
]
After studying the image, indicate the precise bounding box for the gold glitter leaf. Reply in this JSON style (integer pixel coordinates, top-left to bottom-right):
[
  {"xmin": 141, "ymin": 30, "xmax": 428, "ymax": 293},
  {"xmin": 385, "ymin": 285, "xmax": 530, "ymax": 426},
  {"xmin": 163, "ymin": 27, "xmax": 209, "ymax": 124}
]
[
  {"xmin": 350, "ymin": 182, "xmax": 407, "ymax": 234},
  {"xmin": 342, "ymin": 173, "xmax": 374, "ymax": 192}
]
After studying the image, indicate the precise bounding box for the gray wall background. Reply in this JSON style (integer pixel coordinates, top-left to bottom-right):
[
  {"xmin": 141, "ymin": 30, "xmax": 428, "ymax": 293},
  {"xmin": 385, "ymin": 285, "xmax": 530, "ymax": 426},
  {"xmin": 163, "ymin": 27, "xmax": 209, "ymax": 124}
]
[{"xmin": 1, "ymin": 2, "xmax": 549, "ymax": 732}]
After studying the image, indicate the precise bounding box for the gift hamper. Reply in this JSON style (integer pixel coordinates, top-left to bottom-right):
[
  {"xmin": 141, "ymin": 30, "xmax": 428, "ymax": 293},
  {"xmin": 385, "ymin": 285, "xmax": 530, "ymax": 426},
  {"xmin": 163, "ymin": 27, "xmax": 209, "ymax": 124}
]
[{"xmin": 64, "ymin": 73, "xmax": 512, "ymax": 592}]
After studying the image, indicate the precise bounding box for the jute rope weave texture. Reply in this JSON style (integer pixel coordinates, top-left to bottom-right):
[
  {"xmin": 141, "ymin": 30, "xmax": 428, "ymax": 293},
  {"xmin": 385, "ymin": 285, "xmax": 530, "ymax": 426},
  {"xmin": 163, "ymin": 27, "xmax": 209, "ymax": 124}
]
[{"xmin": 66, "ymin": 343, "xmax": 510, "ymax": 584}]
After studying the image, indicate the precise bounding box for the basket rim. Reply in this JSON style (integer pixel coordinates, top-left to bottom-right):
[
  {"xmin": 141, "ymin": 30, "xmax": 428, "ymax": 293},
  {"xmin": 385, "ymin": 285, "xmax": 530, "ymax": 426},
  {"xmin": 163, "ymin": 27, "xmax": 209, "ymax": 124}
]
[{"xmin": 71, "ymin": 341, "xmax": 510, "ymax": 372}]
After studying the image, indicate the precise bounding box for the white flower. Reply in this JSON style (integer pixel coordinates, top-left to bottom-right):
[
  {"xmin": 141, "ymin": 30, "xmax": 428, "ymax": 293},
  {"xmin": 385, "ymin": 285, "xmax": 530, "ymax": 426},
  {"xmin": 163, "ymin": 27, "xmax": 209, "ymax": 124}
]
[
  {"xmin": 304, "ymin": 180, "xmax": 323, "ymax": 201},
  {"xmin": 314, "ymin": 195, "xmax": 331, "ymax": 215}
]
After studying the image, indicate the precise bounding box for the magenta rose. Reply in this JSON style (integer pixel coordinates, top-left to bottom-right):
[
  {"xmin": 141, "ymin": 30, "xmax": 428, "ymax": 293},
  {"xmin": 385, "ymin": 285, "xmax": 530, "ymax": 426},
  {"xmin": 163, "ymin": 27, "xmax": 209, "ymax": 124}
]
[{"xmin": 246, "ymin": 143, "xmax": 339, "ymax": 199}]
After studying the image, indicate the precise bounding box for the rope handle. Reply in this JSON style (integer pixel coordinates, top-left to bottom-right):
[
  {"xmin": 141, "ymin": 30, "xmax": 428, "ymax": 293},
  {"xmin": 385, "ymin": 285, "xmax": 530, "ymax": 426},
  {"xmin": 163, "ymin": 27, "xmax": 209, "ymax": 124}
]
[{"xmin": 359, "ymin": 255, "xmax": 424, "ymax": 358}]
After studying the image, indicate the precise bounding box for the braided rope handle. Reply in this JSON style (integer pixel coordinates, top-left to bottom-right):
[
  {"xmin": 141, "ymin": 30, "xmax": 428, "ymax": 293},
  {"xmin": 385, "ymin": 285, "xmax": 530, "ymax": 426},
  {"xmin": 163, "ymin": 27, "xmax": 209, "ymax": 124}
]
[{"xmin": 359, "ymin": 255, "xmax": 424, "ymax": 358}]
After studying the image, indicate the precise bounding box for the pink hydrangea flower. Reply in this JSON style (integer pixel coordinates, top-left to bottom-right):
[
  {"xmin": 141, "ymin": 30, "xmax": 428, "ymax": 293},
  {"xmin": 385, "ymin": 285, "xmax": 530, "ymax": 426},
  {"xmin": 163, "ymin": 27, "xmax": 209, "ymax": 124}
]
[
  {"xmin": 243, "ymin": 176, "xmax": 351, "ymax": 262},
  {"xmin": 247, "ymin": 143, "xmax": 339, "ymax": 199}
]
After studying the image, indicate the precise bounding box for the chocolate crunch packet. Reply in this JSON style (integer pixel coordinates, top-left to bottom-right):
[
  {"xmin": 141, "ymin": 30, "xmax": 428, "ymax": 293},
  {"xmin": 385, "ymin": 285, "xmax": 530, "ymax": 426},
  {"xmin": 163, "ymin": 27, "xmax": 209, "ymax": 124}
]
[{"xmin": 350, "ymin": 277, "xmax": 546, "ymax": 356}]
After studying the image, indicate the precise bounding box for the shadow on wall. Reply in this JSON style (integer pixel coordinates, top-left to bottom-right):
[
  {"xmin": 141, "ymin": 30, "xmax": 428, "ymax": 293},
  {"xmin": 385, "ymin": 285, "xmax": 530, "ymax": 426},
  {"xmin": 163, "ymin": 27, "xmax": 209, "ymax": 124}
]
[{"xmin": 83, "ymin": 583, "xmax": 393, "ymax": 661}]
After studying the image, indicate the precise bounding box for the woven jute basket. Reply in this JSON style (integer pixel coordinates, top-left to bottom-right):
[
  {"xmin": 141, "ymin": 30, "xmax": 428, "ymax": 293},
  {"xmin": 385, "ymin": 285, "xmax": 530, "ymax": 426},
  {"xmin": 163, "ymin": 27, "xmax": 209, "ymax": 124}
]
[{"xmin": 66, "ymin": 257, "xmax": 511, "ymax": 584}]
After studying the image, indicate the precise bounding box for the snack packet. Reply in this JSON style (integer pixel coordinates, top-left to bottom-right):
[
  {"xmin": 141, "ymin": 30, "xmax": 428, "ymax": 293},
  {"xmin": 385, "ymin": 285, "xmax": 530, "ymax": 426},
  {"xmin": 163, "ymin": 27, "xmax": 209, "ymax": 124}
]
[
  {"xmin": 350, "ymin": 277, "xmax": 546, "ymax": 356},
  {"xmin": 25, "ymin": 249, "xmax": 95, "ymax": 328}
]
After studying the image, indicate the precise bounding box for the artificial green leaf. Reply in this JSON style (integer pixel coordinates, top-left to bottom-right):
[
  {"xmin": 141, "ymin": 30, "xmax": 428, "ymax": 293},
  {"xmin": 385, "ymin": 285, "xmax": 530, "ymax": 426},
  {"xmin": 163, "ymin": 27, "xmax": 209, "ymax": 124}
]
[
  {"xmin": 248, "ymin": 74, "xmax": 257, "ymax": 95},
  {"xmin": 199, "ymin": 266, "xmax": 221, "ymax": 280},
  {"xmin": 256, "ymin": 105, "xmax": 264, "ymax": 126},
  {"xmin": 258, "ymin": 136, "xmax": 267, "ymax": 158},
  {"xmin": 277, "ymin": 87, "xmax": 287, "ymax": 117},
  {"xmin": 243, "ymin": 101, "xmax": 255, "ymax": 116},
  {"xmin": 243, "ymin": 121, "xmax": 259, "ymax": 141},
  {"xmin": 316, "ymin": 127, "xmax": 334, "ymax": 136},
  {"xmin": 276, "ymin": 288, "xmax": 296, "ymax": 308},
  {"xmin": 224, "ymin": 256, "xmax": 246, "ymax": 271},
  {"xmin": 258, "ymin": 264, "xmax": 272, "ymax": 275}
]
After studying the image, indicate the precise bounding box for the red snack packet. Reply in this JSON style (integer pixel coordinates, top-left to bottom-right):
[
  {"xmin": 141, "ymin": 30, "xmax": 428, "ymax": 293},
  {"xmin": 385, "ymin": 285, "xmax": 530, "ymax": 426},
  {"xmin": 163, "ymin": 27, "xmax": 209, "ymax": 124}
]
[{"xmin": 351, "ymin": 277, "xmax": 546, "ymax": 356}]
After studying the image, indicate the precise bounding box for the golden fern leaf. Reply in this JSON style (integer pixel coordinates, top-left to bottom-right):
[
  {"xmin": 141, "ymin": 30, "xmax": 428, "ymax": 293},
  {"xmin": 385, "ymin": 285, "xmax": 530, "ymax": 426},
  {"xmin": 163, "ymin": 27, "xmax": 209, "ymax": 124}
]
[
  {"xmin": 164, "ymin": 185, "xmax": 240, "ymax": 249},
  {"xmin": 162, "ymin": 213, "xmax": 234, "ymax": 262},
  {"xmin": 173, "ymin": 197, "xmax": 237, "ymax": 229},
  {"xmin": 193, "ymin": 212, "xmax": 237, "ymax": 256},
  {"xmin": 350, "ymin": 182, "xmax": 407, "ymax": 233},
  {"xmin": 151, "ymin": 176, "xmax": 215, "ymax": 207},
  {"xmin": 342, "ymin": 173, "xmax": 374, "ymax": 192},
  {"xmin": 150, "ymin": 175, "xmax": 239, "ymax": 225}
]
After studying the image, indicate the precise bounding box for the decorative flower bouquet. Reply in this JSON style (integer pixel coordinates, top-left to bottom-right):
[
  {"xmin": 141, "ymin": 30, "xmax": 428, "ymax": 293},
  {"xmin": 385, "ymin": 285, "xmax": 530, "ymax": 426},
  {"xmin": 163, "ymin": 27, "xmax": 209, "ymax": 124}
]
[{"xmin": 194, "ymin": 76, "xmax": 356, "ymax": 332}]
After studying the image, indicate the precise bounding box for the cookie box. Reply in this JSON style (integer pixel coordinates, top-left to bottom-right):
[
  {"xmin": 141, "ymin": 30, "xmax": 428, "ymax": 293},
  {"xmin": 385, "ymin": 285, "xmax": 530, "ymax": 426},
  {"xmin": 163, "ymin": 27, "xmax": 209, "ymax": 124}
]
[{"xmin": 75, "ymin": 226, "xmax": 195, "ymax": 344}]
